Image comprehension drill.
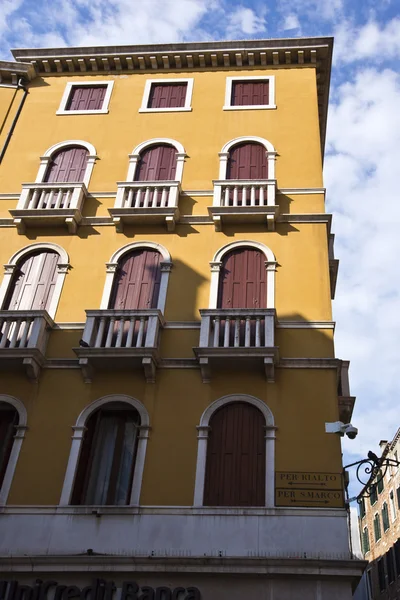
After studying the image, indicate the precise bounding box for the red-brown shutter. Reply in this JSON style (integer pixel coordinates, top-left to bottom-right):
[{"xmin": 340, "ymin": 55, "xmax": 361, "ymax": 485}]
[
  {"xmin": 66, "ymin": 86, "xmax": 107, "ymax": 111},
  {"xmin": 4, "ymin": 251, "xmax": 59, "ymax": 312},
  {"xmin": 135, "ymin": 145, "xmax": 177, "ymax": 181},
  {"xmin": 44, "ymin": 147, "xmax": 88, "ymax": 183},
  {"xmin": 204, "ymin": 403, "xmax": 265, "ymax": 506},
  {"xmin": 231, "ymin": 81, "xmax": 269, "ymax": 106},
  {"xmin": 227, "ymin": 142, "xmax": 267, "ymax": 180},
  {"xmin": 0, "ymin": 408, "xmax": 18, "ymax": 489},
  {"xmin": 109, "ymin": 249, "xmax": 162, "ymax": 310},
  {"xmin": 217, "ymin": 248, "xmax": 266, "ymax": 309},
  {"xmin": 148, "ymin": 83, "xmax": 187, "ymax": 108}
]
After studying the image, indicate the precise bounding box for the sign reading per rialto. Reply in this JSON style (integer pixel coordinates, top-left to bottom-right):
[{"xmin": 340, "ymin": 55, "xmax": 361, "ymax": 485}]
[
  {"xmin": 0, "ymin": 579, "xmax": 200, "ymax": 600},
  {"xmin": 275, "ymin": 471, "xmax": 344, "ymax": 508}
]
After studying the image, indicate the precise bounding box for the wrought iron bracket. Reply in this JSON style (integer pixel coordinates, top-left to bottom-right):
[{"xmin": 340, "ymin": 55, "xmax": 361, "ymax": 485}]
[{"xmin": 343, "ymin": 451, "xmax": 400, "ymax": 503}]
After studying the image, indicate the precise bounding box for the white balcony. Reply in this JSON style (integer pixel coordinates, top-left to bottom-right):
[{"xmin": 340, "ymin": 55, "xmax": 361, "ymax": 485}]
[
  {"xmin": 0, "ymin": 310, "xmax": 53, "ymax": 380},
  {"xmin": 209, "ymin": 179, "xmax": 278, "ymax": 231},
  {"xmin": 74, "ymin": 309, "xmax": 165, "ymax": 383},
  {"xmin": 193, "ymin": 309, "xmax": 278, "ymax": 382},
  {"xmin": 10, "ymin": 182, "xmax": 87, "ymax": 234},
  {"xmin": 109, "ymin": 181, "xmax": 180, "ymax": 232}
]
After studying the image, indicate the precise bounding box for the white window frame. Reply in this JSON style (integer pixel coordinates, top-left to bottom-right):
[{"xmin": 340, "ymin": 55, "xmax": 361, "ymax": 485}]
[
  {"xmin": 209, "ymin": 240, "xmax": 276, "ymax": 310},
  {"xmin": 193, "ymin": 394, "xmax": 276, "ymax": 508},
  {"xmin": 36, "ymin": 140, "xmax": 98, "ymax": 188},
  {"xmin": 218, "ymin": 136, "xmax": 276, "ymax": 180},
  {"xmin": 126, "ymin": 138, "xmax": 186, "ymax": 183},
  {"xmin": 0, "ymin": 395, "xmax": 28, "ymax": 505},
  {"xmin": 0, "ymin": 242, "xmax": 70, "ymax": 320},
  {"xmin": 223, "ymin": 76, "xmax": 276, "ymax": 111},
  {"xmin": 139, "ymin": 78, "xmax": 194, "ymax": 113},
  {"xmin": 56, "ymin": 81, "xmax": 114, "ymax": 115},
  {"xmin": 60, "ymin": 394, "xmax": 150, "ymax": 506},
  {"xmin": 100, "ymin": 241, "xmax": 172, "ymax": 313}
]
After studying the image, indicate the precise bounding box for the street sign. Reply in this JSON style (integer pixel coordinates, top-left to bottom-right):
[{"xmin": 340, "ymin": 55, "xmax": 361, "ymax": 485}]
[{"xmin": 275, "ymin": 471, "xmax": 345, "ymax": 507}]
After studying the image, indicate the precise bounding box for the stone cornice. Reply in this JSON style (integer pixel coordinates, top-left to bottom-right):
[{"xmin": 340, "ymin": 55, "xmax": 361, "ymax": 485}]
[
  {"xmin": 11, "ymin": 37, "xmax": 333, "ymax": 155},
  {"xmin": 0, "ymin": 60, "xmax": 36, "ymax": 85}
]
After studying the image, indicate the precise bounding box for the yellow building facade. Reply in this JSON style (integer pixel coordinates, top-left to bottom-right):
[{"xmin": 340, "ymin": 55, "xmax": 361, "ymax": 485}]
[{"xmin": 0, "ymin": 38, "xmax": 364, "ymax": 599}]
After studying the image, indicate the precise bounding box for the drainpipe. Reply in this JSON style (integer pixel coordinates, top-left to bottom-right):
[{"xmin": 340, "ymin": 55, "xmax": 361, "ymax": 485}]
[{"xmin": 0, "ymin": 78, "xmax": 28, "ymax": 164}]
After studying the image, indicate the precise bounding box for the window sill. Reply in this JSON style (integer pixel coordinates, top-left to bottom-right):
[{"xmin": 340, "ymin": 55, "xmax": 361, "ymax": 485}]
[
  {"xmin": 223, "ymin": 104, "xmax": 277, "ymax": 111},
  {"xmin": 138, "ymin": 107, "xmax": 192, "ymax": 113},
  {"xmin": 56, "ymin": 109, "xmax": 109, "ymax": 115}
]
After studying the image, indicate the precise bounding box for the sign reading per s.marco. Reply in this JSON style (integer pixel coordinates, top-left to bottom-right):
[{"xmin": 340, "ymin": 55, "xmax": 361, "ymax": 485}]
[{"xmin": 275, "ymin": 471, "xmax": 344, "ymax": 508}]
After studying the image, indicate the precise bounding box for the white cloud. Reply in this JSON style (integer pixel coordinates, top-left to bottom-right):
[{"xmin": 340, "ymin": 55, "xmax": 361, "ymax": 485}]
[
  {"xmin": 277, "ymin": 0, "xmax": 344, "ymax": 23},
  {"xmin": 282, "ymin": 14, "xmax": 301, "ymax": 31},
  {"xmin": 325, "ymin": 67, "xmax": 400, "ymax": 458},
  {"xmin": 334, "ymin": 17, "xmax": 400, "ymax": 63},
  {"xmin": 225, "ymin": 6, "xmax": 267, "ymax": 37}
]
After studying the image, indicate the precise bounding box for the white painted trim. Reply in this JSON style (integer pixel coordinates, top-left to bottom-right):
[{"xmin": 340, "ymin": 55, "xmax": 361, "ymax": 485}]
[
  {"xmin": 36, "ymin": 140, "xmax": 97, "ymax": 187},
  {"xmin": 60, "ymin": 394, "xmax": 150, "ymax": 506},
  {"xmin": 139, "ymin": 78, "xmax": 194, "ymax": 113},
  {"xmin": 126, "ymin": 138, "xmax": 186, "ymax": 184},
  {"xmin": 100, "ymin": 241, "xmax": 172, "ymax": 312},
  {"xmin": 219, "ymin": 136, "xmax": 276, "ymax": 180},
  {"xmin": 0, "ymin": 395, "xmax": 28, "ymax": 505},
  {"xmin": 0, "ymin": 242, "xmax": 70, "ymax": 320},
  {"xmin": 223, "ymin": 76, "xmax": 276, "ymax": 110},
  {"xmin": 209, "ymin": 240, "xmax": 276, "ymax": 309},
  {"xmin": 56, "ymin": 81, "xmax": 114, "ymax": 115},
  {"xmin": 194, "ymin": 394, "xmax": 275, "ymax": 508},
  {"xmin": 277, "ymin": 321, "xmax": 335, "ymax": 329}
]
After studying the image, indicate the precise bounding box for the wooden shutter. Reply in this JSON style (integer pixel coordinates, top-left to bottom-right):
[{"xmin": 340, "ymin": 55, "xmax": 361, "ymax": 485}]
[
  {"xmin": 66, "ymin": 86, "xmax": 107, "ymax": 111},
  {"xmin": 4, "ymin": 251, "xmax": 59, "ymax": 311},
  {"xmin": 0, "ymin": 408, "xmax": 18, "ymax": 489},
  {"xmin": 109, "ymin": 249, "xmax": 162, "ymax": 310},
  {"xmin": 44, "ymin": 146, "xmax": 88, "ymax": 183},
  {"xmin": 217, "ymin": 248, "xmax": 266, "ymax": 309},
  {"xmin": 227, "ymin": 142, "xmax": 267, "ymax": 180},
  {"xmin": 148, "ymin": 83, "xmax": 187, "ymax": 108},
  {"xmin": 204, "ymin": 403, "xmax": 265, "ymax": 506},
  {"xmin": 135, "ymin": 145, "xmax": 177, "ymax": 181},
  {"xmin": 231, "ymin": 81, "xmax": 269, "ymax": 106}
]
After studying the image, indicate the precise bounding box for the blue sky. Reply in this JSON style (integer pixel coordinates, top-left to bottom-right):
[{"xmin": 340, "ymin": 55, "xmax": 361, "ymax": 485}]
[{"xmin": 1, "ymin": 0, "xmax": 400, "ymax": 496}]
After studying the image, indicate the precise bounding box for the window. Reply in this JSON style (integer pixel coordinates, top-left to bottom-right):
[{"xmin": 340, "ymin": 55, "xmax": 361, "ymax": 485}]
[
  {"xmin": 359, "ymin": 497, "xmax": 366, "ymax": 519},
  {"xmin": 390, "ymin": 490, "xmax": 397, "ymax": 521},
  {"xmin": 0, "ymin": 405, "xmax": 18, "ymax": 491},
  {"xmin": 370, "ymin": 485, "xmax": 378, "ymax": 505},
  {"xmin": 374, "ymin": 513, "xmax": 382, "ymax": 541},
  {"xmin": 204, "ymin": 402, "xmax": 265, "ymax": 506},
  {"xmin": 395, "ymin": 539, "xmax": 400, "ymax": 575},
  {"xmin": 362, "ymin": 526, "xmax": 370, "ymax": 554},
  {"xmin": 140, "ymin": 79, "xmax": 194, "ymax": 112},
  {"xmin": 377, "ymin": 558, "xmax": 386, "ymax": 592},
  {"xmin": 382, "ymin": 502, "xmax": 390, "ymax": 531},
  {"xmin": 377, "ymin": 470, "xmax": 384, "ymax": 493},
  {"xmin": 386, "ymin": 548, "xmax": 395, "ymax": 584},
  {"xmin": 224, "ymin": 76, "xmax": 276, "ymax": 110},
  {"xmin": 71, "ymin": 403, "xmax": 140, "ymax": 505},
  {"xmin": 397, "ymin": 486, "xmax": 400, "ymax": 509},
  {"xmin": 57, "ymin": 81, "xmax": 114, "ymax": 115},
  {"xmin": 109, "ymin": 249, "xmax": 162, "ymax": 310}
]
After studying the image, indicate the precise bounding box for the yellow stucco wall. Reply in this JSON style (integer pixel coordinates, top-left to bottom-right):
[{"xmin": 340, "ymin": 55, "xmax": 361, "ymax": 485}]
[{"xmin": 0, "ymin": 63, "xmax": 341, "ymax": 506}]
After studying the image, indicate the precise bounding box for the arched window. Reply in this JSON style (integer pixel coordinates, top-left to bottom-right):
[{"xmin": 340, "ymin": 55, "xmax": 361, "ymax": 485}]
[
  {"xmin": 126, "ymin": 138, "xmax": 186, "ymax": 183},
  {"xmin": 108, "ymin": 248, "xmax": 162, "ymax": 310},
  {"xmin": 4, "ymin": 250, "xmax": 59, "ymax": 312},
  {"xmin": 209, "ymin": 241, "xmax": 276, "ymax": 310},
  {"xmin": 217, "ymin": 247, "xmax": 267, "ymax": 309},
  {"xmin": 135, "ymin": 144, "xmax": 177, "ymax": 183},
  {"xmin": 194, "ymin": 394, "xmax": 275, "ymax": 508},
  {"xmin": 60, "ymin": 395, "xmax": 150, "ymax": 506},
  {"xmin": 204, "ymin": 402, "xmax": 265, "ymax": 506},
  {"xmin": 0, "ymin": 243, "xmax": 70, "ymax": 319},
  {"xmin": 0, "ymin": 395, "xmax": 27, "ymax": 505},
  {"xmin": 0, "ymin": 404, "xmax": 18, "ymax": 491},
  {"xmin": 35, "ymin": 140, "xmax": 97, "ymax": 187},
  {"xmin": 218, "ymin": 136, "xmax": 276, "ymax": 181},
  {"xmin": 71, "ymin": 402, "xmax": 141, "ymax": 506},
  {"xmin": 44, "ymin": 146, "xmax": 88, "ymax": 183},
  {"xmin": 100, "ymin": 242, "xmax": 172, "ymax": 313}
]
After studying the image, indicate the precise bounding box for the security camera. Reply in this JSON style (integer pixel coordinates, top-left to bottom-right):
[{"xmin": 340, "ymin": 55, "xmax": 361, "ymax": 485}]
[{"xmin": 325, "ymin": 421, "xmax": 358, "ymax": 439}]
